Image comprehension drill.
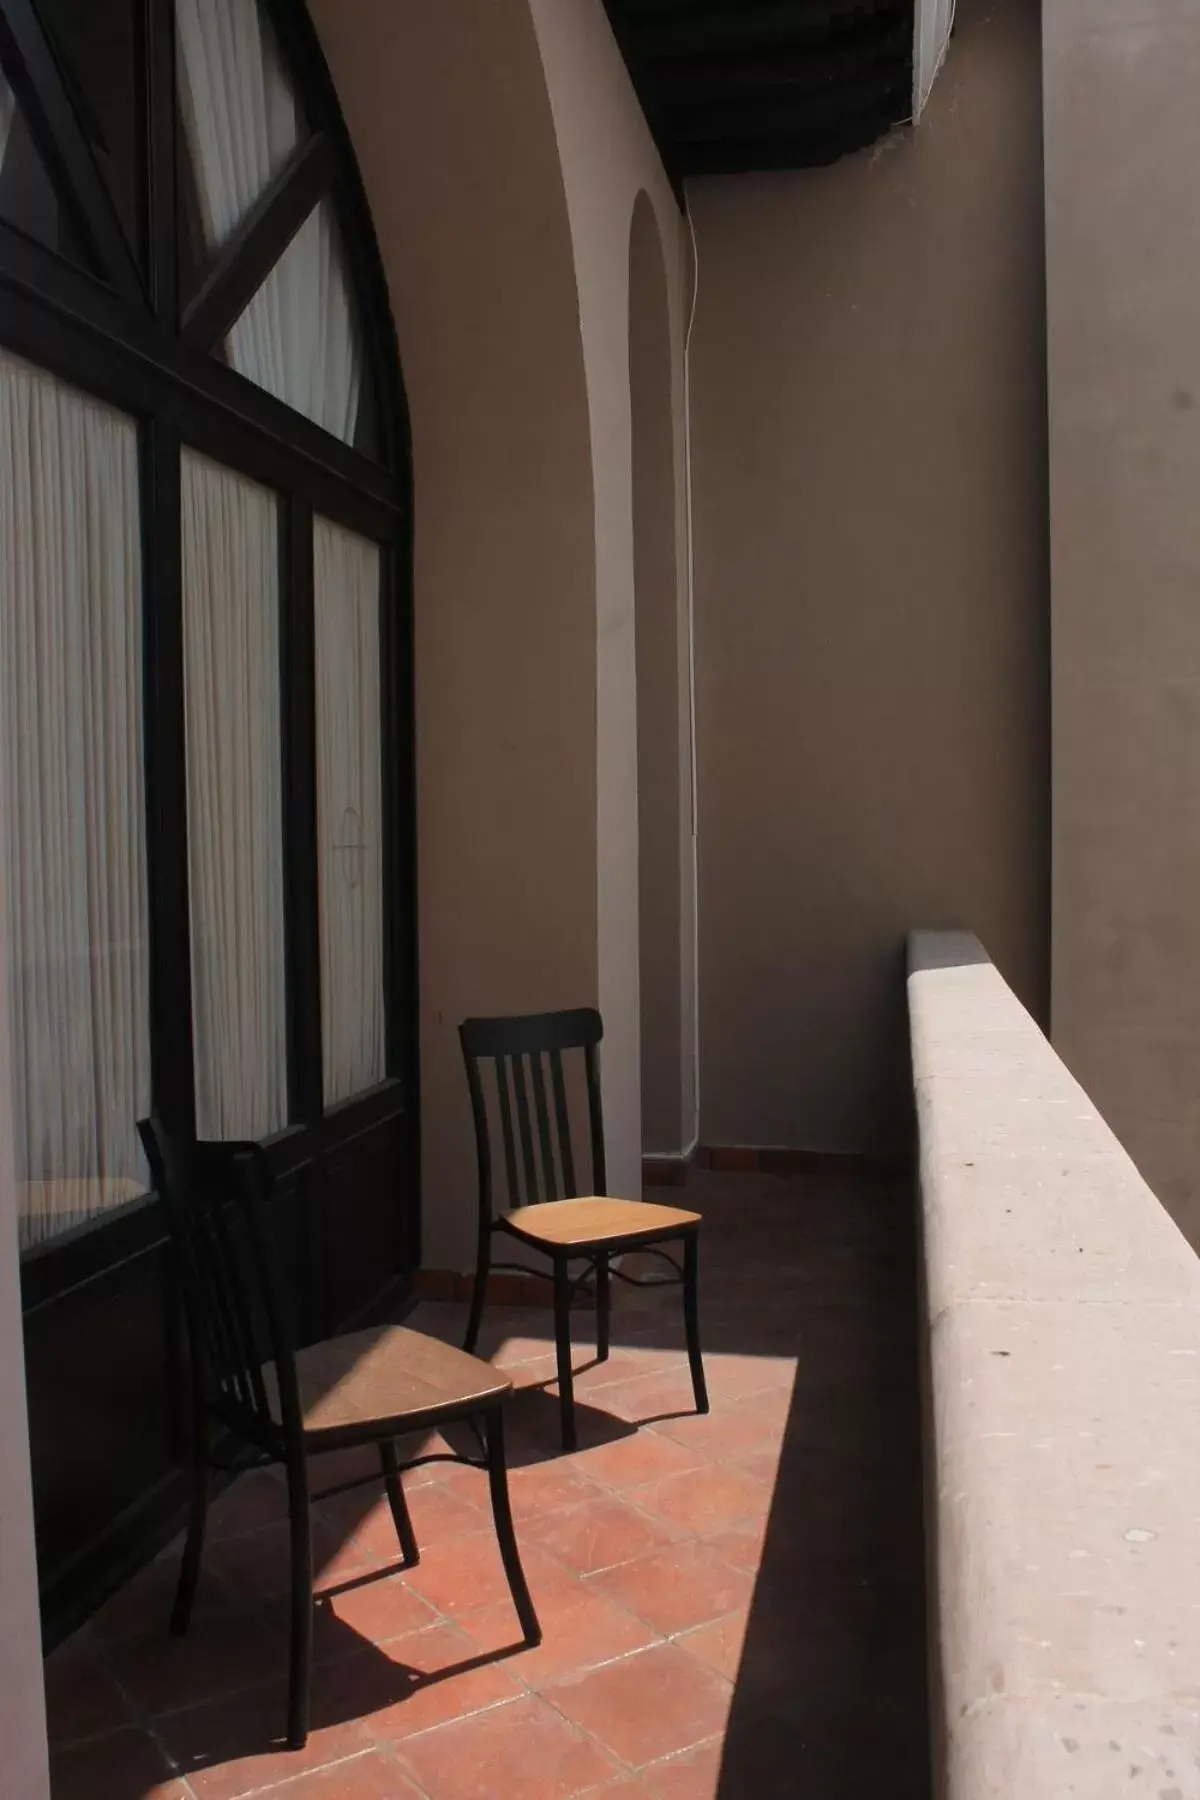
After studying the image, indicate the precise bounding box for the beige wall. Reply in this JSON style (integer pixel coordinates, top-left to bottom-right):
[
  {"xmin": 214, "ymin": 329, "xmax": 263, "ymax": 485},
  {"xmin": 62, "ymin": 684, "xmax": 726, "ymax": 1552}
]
[
  {"xmin": 690, "ymin": 0, "xmax": 1049, "ymax": 1153},
  {"xmin": 1046, "ymin": 0, "xmax": 1200, "ymax": 1241},
  {"xmin": 630, "ymin": 192, "xmax": 686, "ymax": 1154},
  {"xmin": 311, "ymin": 1, "xmax": 598, "ymax": 1268},
  {"xmin": 314, "ymin": 0, "xmax": 690, "ymax": 1260},
  {"xmin": 528, "ymin": 0, "xmax": 695, "ymax": 1187}
]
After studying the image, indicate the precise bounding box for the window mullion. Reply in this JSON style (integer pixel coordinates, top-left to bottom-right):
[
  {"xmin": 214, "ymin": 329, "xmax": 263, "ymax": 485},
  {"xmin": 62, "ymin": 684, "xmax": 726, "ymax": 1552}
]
[
  {"xmin": 181, "ymin": 132, "xmax": 331, "ymax": 352},
  {"xmin": 0, "ymin": 0, "xmax": 142, "ymax": 298},
  {"xmin": 142, "ymin": 411, "xmax": 197, "ymax": 1139},
  {"xmin": 281, "ymin": 491, "xmax": 323, "ymax": 1128},
  {"xmin": 145, "ymin": 0, "xmax": 178, "ymax": 326}
]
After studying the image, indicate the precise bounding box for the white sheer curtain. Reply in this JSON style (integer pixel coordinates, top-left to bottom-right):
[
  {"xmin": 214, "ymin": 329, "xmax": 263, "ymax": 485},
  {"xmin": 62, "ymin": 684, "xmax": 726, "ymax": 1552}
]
[
  {"xmin": 0, "ymin": 349, "xmax": 150, "ymax": 1250},
  {"xmin": 230, "ymin": 201, "xmax": 361, "ymax": 445},
  {"xmin": 314, "ymin": 517, "xmax": 385, "ymax": 1105},
  {"xmin": 175, "ymin": 0, "xmax": 298, "ymax": 250},
  {"xmin": 176, "ymin": 0, "xmax": 361, "ymax": 444},
  {"xmin": 182, "ymin": 451, "xmax": 287, "ymax": 1141}
]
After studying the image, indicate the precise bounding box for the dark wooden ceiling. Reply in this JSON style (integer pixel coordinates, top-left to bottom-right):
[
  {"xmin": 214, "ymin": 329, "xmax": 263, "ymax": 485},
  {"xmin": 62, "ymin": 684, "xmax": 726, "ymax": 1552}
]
[{"xmin": 602, "ymin": 0, "xmax": 915, "ymax": 181}]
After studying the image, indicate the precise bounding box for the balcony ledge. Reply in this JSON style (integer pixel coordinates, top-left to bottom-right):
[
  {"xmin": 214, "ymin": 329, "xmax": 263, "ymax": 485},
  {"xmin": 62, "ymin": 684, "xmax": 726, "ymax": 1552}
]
[{"xmin": 909, "ymin": 930, "xmax": 1200, "ymax": 1798}]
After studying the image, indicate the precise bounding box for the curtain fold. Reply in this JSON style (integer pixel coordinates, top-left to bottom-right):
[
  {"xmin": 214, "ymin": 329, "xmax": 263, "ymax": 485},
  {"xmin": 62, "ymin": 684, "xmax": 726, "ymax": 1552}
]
[
  {"xmin": 182, "ymin": 451, "xmax": 287, "ymax": 1141},
  {"xmin": 229, "ymin": 201, "xmax": 361, "ymax": 446},
  {"xmin": 314, "ymin": 517, "xmax": 385, "ymax": 1106},
  {"xmin": 175, "ymin": 0, "xmax": 298, "ymax": 250},
  {"xmin": 176, "ymin": 0, "xmax": 361, "ymax": 444},
  {"xmin": 0, "ymin": 349, "xmax": 150, "ymax": 1249}
]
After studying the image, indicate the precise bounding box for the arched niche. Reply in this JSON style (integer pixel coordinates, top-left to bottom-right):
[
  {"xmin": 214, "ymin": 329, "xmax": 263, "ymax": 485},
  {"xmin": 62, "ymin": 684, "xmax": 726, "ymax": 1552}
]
[
  {"xmin": 309, "ymin": 0, "xmax": 598, "ymax": 1268},
  {"xmin": 630, "ymin": 190, "xmax": 688, "ymax": 1156}
]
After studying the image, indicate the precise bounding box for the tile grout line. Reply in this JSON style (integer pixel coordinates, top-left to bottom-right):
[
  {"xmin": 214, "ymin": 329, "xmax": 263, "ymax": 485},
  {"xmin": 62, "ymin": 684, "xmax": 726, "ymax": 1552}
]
[
  {"xmin": 353, "ymin": 1352, "xmax": 754, "ymax": 1785},
  {"xmin": 89, "ymin": 1644, "xmax": 205, "ymax": 1800},
  {"xmin": 74, "ymin": 1458, "xmax": 764, "ymax": 1745},
  {"xmin": 530, "ymin": 1642, "xmax": 734, "ymax": 1793},
  {"xmin": 50, "ymin": 1176, "xmax": 918, "ymax": 1793},
  {"xmin": 390, "ymin": 1677, "xmax": 647, "ymax": 1791},
  {"xmin": 57, "ymin": 1330, "xmax": 778, "ymax": 1794}
]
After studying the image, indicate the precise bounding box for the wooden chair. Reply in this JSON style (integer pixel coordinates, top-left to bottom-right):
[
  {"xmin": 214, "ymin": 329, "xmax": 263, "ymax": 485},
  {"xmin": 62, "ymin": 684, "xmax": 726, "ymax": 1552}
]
[
  {"xmin": 458, "ymin": 1008, "xmax": 708, "ymax": 1451},
  {"xmin": 138, "ymin": 1117, "xmax": 540, "ymax": 1752}
]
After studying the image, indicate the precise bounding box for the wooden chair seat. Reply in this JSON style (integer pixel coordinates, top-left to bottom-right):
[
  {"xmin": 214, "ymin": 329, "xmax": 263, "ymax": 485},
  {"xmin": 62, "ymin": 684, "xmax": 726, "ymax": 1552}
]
[
  {"xmin": 264, "ymin": 1325, "xmax": 512, "ymax": 1445},
  {"xmin": 503, "ymin": 1196, "xmax": 701, "ymax": 1251}
]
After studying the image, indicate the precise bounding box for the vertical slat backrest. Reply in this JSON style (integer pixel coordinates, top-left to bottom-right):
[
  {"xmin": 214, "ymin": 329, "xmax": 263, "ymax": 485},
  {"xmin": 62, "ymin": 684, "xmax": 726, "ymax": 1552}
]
[
  {"xmin": 459, "ymin": 1010, "xmax": 605, "ymax": 1225},
  {"xmin": 196, "ymin": 1205, "xmax": 259, "ymax": 1416},
  {"xmin": 584, "ymin": 1041, "xmax": 607, "ymax": 1195},
  {"xmin": 529, "ymin": 1052, "xmax": 557, "ymax": 1199},
  {"xmin": 549, "ymin": 1049, "xmax": 577, "ymax": 1196},
  {"xmin": 138, "ymin": 1118, "xmax": 298, "ymax": 1447},
  {"xmin": 508, "ymin": 1054, "xmax": 540, "ymax": 1201},
  {"xmin": 493, "ymin": 1056, "xmax": 522, "ymax": 1208}
]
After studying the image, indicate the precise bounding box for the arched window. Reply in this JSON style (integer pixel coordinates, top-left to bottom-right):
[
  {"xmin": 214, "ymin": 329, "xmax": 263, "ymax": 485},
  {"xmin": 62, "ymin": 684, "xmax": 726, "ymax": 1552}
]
[{"xmin": 0, "ymin": 0, "xmax": 414, "ymax": 1332}]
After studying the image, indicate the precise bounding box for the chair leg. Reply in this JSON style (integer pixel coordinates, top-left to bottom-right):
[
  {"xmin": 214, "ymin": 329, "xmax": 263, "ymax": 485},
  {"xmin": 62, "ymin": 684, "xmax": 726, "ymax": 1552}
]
[
  {"xmin": 380, "ymin": 1438, "xmax": 419, "ymax": 1567},
  {"xmin": 554, "ymin": 1258, "xmax": 577, "ymax": 1452},
  {"xmin": 484, "ymin": 1409, "xmax": 541, "ymax": 1646},
  {"xmin": 595, "ymin": 1252, "xmax": 610, "ymax": 1363},
  {"xmin": 284, "ymin": 1449, "xmax": 313, "ymax": 1752},
  {"xmin": 170, "ymin": 1393, "xmax": 210, "ymax": 1637},
  {"xmin": 682, "ymin": 1231, "xmax": 709, "ymax": 1416},
  {"xmin": 463, "ymin": 1222, "xmax": 492, "ymax": 1356}
]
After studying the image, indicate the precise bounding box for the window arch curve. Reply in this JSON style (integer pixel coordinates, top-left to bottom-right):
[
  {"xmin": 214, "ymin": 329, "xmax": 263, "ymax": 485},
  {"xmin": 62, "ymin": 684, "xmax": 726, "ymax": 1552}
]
[{"xmin": 0, "ymin": 0, "xmax": 415, "ymax": 1320}]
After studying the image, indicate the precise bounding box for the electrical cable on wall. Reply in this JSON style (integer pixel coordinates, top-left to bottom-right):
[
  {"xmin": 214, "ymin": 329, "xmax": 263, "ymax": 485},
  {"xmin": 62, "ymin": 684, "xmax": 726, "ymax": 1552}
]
[
  {"xmin": 682, "ymin": 191, "xmax": 701, "ymax": 1153},
  {"xmin": 629, "ymin": 187, "xmax": 701, "ymax": 1257}
]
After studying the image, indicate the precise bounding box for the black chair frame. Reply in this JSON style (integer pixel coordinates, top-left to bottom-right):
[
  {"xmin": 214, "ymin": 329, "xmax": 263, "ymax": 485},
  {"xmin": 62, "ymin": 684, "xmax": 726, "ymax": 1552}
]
[
  {"xmin": 139, "ymin": 1118, "xmax": 539, "ymax": 1752},
  {"xmin": 458, "ymin": 1008, "xmax": 708, "ymax": 1451}
]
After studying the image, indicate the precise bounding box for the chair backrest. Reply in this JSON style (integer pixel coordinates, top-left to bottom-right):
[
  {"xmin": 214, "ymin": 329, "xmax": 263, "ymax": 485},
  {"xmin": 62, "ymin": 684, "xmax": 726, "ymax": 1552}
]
[
  {"xmin": 459, "ymin": 1008, "xmax": 607, "ymax": 1225},
  {"xmin": 138, "ymin": 1117, "xmax": 303, "ymax": 1447}
]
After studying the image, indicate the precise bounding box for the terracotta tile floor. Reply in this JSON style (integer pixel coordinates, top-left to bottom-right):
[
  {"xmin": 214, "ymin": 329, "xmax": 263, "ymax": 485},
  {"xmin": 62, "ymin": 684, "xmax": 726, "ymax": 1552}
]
[{"xmin": 44, "ymin": 1169, "xmax": 931, "ymax": 1800}]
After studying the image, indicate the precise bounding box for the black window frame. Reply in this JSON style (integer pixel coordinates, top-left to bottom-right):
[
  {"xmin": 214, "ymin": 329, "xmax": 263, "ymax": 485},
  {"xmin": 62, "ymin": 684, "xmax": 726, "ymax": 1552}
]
[{"xmin": 0, "ymin": 0, "xmax": 417, "ymax": 1309}]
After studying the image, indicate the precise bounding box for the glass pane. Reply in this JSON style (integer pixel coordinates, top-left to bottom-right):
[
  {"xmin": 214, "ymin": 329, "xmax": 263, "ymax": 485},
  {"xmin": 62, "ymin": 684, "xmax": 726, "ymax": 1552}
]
[
  {"xmin": 225, "ymin": 199, "xmax": 362, "ymax": 445},
  {"xmin": 176, "ymin": 0, "xmax": 302, "ymax": 254},
  {"xmin": 314, "ymin": 518, "xmax": 385, "ymax": 1106},
  {"xmin": 182, "ymin": 451, "xmax": 287, "ymax": 1140},
  {"xmin": 35, "ymin": 0, "xmax": 141, "ymax": 260},
  {"xmin": 0, "ymin": 70, "xmax": 95, "ymax": 271},
  {"xmin": 0, "ymin": 348, "xmax": 150, "ymax": 1250}
]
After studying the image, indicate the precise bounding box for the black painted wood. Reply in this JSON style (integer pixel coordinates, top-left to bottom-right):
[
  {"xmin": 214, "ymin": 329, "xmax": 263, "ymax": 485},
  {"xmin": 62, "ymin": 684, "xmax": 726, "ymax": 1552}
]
[
  {"xmin": 146, "ymin": 0, "xmax": 179, "ymax": 326},
  {"xmin": 33, "ymin": 0, "xmax": 144, "ymax": 263},
  {"xmin": 24, "ymin": 1247, "xmax": 175, "ymax": 1607},
  {"xmin": 460, "ymin": 1011, "xmax": 606, "ymax": 1215},
  {"xmin": 0, "ymin": 0, "xmax": 142, "ymax": 292},
  {"xmin": 0, "ymin": 258, "xmax": 400, "ymax": 523},
  {"xmin": 182, "ymin": 133, "xmax": 332, "ymax": 351},
  {"xmin": 138, "ymin": 1123, "xmax": 535, "ymax": 1749},
  {"xmin": 601, "ymin": 0, "xmax": 915, "ymax": 179},
  {"xmin": 281, "ymin": 494, "xmax": 323, "ymax": 1132},
  {"xmin": 143, "ymin": 414, "xmax": 196, "ymax": 1142},
  {"xmin": 3, "ymin": 0, "xmax": 417, "ymax": 1642},
  {"xmin": 325, "ymin": 1114, "xmax": 409, "ymax": 1327}
]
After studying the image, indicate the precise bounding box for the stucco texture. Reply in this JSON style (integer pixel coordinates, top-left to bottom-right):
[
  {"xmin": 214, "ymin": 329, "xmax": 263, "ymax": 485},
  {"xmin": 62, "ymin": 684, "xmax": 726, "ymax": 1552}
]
[
  {"xmin": 312, "ymin": 0, "xmax": 691, "ymax": 1263},
  {"xmin": 689, "ymin": 0, "xmax": 1049, "ymax": 1155}
]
